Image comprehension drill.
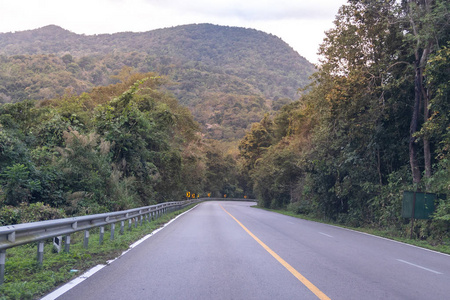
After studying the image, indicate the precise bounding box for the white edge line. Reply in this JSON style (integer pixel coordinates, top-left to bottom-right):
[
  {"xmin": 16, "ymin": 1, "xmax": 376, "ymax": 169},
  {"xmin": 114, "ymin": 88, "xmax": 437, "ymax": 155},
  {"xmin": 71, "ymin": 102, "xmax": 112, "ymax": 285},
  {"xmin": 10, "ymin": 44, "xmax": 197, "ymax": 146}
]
[
  {"xmin": 41, "ymin": 204, "xmax": 200, "ymax": 300},
  {"xmin": 265, "ymin": 209, "xmax": 450, "ymax": 257},
  {"xmin": 319, "ymin": 232, "xmax": 333, "ymax": 238},
  {"xmin": 322, "ymin": 223, "xmax": 450, "ymax": 258},
  {"xmin": 397, "ymin": 259, "xmax": 443, "ymax": 274},
  {"xmin": 264, "ymin": 208, "xmax": 450, "ymax": 257},
  {"xmin": 40, "ymin": 265, "xmax": 106, "ymax": 300}
]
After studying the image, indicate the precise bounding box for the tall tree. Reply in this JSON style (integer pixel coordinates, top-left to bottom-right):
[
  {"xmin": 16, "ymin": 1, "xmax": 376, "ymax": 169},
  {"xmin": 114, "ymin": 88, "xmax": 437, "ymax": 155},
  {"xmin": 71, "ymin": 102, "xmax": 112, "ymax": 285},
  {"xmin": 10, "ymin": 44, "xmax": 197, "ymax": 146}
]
[{"xmin": 403, "ymin": 0, "xmax": 450, "ymax": 186}]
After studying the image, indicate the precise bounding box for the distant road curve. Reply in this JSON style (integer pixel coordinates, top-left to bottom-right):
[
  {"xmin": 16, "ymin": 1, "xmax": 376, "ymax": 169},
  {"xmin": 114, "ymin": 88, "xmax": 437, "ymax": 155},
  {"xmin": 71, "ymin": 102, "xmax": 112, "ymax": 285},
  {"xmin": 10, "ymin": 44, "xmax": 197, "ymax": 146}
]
[{"xmin": 51, "ymin": 201, "xmax": 450, "ymax": 300}]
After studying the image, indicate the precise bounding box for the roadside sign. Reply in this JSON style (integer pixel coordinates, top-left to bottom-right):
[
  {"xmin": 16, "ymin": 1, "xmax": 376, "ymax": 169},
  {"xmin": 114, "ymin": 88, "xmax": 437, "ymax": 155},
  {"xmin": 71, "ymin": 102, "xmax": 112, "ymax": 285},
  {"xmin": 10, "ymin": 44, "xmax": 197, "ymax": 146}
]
[{"xmin": 402, "ymin": 191, "xmax": 436, "ymax": 219}]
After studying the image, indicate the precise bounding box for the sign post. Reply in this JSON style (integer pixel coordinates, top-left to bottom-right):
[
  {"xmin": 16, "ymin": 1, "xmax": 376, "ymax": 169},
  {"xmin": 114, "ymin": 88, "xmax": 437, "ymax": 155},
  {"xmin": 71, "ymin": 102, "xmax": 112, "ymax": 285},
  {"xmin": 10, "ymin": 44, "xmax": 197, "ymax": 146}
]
[{"xmin": 410, "ymin": 191, "xmax": 416, "ymax": 239}]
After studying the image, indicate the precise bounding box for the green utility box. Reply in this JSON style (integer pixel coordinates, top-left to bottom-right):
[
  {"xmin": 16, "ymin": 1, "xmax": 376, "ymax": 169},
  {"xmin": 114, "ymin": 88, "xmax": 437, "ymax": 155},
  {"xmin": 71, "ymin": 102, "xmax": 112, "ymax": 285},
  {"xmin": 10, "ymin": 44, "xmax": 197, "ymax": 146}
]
[{"xmin": 402, "ymin": 191, "xmax": 436, "ymax": 219}]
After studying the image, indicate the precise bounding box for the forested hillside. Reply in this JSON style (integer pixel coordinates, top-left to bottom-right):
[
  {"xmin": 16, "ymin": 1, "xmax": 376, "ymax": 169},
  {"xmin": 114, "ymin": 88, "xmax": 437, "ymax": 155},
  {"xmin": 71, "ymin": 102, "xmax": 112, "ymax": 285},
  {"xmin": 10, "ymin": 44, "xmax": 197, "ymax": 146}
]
[
  {"xmin": 0, "ymin": 72, "xmax": 243, "ymax": 224},
  {"xmin": 238, "ymin": 0, "xmax": 450, "ymax": 244},
  {"xmin": 0, "ymin": 24, "xmax": 315, "ymax": 139}
]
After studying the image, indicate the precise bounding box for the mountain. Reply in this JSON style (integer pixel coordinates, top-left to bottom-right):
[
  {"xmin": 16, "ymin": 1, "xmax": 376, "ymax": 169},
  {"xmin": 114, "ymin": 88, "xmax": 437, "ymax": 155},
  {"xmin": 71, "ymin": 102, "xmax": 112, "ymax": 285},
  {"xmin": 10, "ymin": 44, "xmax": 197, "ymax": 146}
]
[{"xmin": 0, "ymin": 24, "xmax": 315, "ymax": 139}]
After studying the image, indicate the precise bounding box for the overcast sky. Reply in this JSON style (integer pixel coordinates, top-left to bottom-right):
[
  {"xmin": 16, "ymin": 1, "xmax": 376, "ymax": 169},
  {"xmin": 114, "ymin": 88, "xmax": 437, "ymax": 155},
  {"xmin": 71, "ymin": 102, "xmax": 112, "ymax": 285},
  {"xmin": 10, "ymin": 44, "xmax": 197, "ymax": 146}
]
[{"xmin": 0, "ymin": 0, "xmax": 348, "ymax": 64}]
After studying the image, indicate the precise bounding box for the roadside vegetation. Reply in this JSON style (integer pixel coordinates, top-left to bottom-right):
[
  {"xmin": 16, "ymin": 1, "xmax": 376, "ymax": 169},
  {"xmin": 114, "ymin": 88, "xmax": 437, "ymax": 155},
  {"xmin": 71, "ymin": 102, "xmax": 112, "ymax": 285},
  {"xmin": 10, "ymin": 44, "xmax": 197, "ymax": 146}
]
[
  {"xmin": 0, "ymin": 204, "xmax": 198, "ymax": 300},
  {"xmin": 238, "ymin": 0, "xmax": 450, "ymax": 247},
  {"xmin": 0, "ymin": 72, "xmax": 241, "ymax": 225}
]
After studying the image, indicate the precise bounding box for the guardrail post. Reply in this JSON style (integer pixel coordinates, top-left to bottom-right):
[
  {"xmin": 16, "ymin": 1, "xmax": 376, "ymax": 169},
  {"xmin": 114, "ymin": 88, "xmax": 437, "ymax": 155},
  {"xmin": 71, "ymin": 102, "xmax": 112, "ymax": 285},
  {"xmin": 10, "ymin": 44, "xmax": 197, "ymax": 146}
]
[
  {"xmin": 37, "ymin": 241, "xmax": 44, "ymax": 266},
  {"xmin": 53, "ymin": 236, "xmax": 63, "ymax": 253},
  {"xmin": 120, "ymin": 221, "xmax": 124, "ymax": 235},
  {"xmin": 140, "ymin": 215, "xmax": 143, "ymax": 226},
  {"xmin": 110, "ymin": 223, "xmax": 115, "ymax": 240},
  {"xmin": 99, "ymin": 226, "xmax": 104, "ymax": 245},
  {"xmin": 128, "ymin": 219, "xmax": 132, "ymax": 230},
  {"xmin": 84, "ymin": 230, "xmax": 89, "ymax": 249},
  {"xmin": 134, "ymin": 217, "xmax": 138, "ymax": 228},
  {"xmin": 0, "ymin": 250, "xmax": 6, "ymax": 285},
  {"xmin": 65, "ymin": 235, "xmax": 71, "ymax": 252}
]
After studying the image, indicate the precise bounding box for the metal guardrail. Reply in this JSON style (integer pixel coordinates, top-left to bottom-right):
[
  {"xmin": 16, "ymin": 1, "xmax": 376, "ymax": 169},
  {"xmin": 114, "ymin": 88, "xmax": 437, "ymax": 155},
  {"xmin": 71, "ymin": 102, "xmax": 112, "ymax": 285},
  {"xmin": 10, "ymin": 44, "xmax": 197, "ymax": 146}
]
[
  {"xmin": 0, "ymin": 199, "xmax": 202, "ymax": 284},
  {"xmin": 0, "ymin": 197, "xmax": 257, "ymax": 285}
]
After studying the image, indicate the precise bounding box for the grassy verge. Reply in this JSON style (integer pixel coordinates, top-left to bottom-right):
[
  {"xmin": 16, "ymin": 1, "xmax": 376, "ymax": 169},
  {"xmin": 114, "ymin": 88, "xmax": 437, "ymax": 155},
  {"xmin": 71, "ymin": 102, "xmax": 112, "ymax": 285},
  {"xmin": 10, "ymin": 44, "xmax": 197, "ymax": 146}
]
[
  {"xmin": 0, "ymin": 204, "xmax": 199, "ymax": 300},
  {"xmin": 256, "ymin": 207, "xmax": 450, "ymax": 255}
]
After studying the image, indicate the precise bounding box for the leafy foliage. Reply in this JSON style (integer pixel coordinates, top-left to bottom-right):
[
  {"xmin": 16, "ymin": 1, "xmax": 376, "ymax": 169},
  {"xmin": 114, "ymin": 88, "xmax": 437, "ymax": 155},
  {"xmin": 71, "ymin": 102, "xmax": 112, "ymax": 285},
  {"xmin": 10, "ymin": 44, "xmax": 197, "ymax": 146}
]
[
  {"xmin": 0, "ymin": 75, "xmax": 238, "ymax": 223},
  {"xmin": 238, "ymin": 0, "xmax": 450, "ymax": 242}
]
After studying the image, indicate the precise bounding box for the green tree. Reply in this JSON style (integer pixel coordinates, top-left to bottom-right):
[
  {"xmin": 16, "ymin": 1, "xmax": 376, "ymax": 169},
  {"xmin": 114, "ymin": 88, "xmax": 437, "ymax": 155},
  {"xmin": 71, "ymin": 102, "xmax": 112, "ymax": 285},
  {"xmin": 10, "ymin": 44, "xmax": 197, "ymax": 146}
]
[
  {"xmin": 238, "ymin": 114, "xmax": 273, "ymax": 174},
  {"xmin": 0, "ymin": 164, "xmax": 41, "ymax": 206},
  {"xmin": 252, "ymin": 141, "xmax": 303, "ymax": 208},
  {"xmin": 204, "ymin": 140, "xmax": 240, "ymax": 197},
  {"xmin": 402, "ymin": 0, "xmax": 450, "ymax": 185},
  {"xmin": 423, "ymin": 45, "xmax": 450, "ymax": 223},
  {"xmin": 55, "ymin": 129, "xmax": 113, "ymax": 213}
]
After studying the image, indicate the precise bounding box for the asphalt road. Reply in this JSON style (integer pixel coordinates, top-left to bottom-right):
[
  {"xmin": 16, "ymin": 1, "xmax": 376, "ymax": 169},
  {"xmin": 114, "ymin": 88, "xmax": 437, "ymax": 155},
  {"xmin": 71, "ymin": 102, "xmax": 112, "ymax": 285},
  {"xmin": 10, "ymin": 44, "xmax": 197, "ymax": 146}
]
[{"xmin": 52, "ymin": 201, "xmax": 450, "ymax": 300}]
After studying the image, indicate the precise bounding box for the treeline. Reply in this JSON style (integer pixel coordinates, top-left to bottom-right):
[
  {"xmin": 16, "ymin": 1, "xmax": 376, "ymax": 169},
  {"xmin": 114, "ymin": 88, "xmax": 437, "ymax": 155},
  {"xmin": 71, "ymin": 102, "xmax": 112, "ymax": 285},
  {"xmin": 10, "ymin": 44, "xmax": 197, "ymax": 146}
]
[
  {"xmin": 0, "ymin": 72, "xmax": 242, "ymax": 225},
  {"xmin": 238, "ymin": 0, "xmax": 450, "ymax": 242}
]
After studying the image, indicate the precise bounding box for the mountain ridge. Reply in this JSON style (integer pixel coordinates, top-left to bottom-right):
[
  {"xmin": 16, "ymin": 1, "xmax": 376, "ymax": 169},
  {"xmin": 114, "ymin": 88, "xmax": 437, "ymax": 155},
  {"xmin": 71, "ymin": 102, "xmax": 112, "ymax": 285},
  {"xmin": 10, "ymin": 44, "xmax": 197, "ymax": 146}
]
[{"xmin": 0, "ymin": 23, "xmax": 315, "ymax": 139}]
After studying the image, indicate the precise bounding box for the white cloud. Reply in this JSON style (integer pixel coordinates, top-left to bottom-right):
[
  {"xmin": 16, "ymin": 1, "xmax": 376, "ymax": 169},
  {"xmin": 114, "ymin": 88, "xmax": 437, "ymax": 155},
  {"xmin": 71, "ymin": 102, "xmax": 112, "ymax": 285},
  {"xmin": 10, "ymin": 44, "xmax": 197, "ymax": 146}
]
[{"xmin": 146, "ymin": 0, "xmax": 340, "ymax": 20}]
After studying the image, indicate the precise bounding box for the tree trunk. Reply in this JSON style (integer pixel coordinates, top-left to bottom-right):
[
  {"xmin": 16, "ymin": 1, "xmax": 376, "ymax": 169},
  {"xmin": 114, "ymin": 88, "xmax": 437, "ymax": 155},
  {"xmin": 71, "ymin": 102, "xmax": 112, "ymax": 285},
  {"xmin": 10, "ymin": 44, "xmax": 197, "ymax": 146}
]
[
  {"xmin": 423, "ymin": 86, "xmax": 432, "ymax": 186},
  {"xmin": 377, "ymin": 148, "xmax": 383, "ymax": 186},
  {"xmin": 422, "ymin": 43, "xmax": 433, "ymax": 186},
  {"xmin": 409, "ymin": 59, "xmax": 422, "ymax": 185},
  {"xmin": 407, "ymin": 0, "xmax": 433, "ymax": 187}
]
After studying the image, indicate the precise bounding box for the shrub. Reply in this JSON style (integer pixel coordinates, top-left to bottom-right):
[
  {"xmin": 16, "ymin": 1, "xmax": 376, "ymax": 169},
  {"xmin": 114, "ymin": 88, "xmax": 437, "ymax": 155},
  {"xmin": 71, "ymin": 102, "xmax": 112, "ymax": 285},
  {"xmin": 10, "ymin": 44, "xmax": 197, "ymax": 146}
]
[
  {"xmin": 0, "ymin": 164, "xmax": 41, "ymax": 206},
  {"xmin": 0, "ymin": 202, "xmax": 66, "ymax": 225}
]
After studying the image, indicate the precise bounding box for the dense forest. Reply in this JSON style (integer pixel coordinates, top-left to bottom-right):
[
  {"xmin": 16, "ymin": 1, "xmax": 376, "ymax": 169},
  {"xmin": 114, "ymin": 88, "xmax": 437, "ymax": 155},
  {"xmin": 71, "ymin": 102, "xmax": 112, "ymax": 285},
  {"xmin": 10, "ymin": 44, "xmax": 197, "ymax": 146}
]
[
  {"xmin": 0, "ymin": 24, "xmax": 315, "ymax": 140},
  {"xmin": 1, "ymin": 0, "xmax": 449, "ymax": 246},
  {"xmin": 238, "ymin": 0, "xmax": 450, "ymax": 243},
  {"xmin": 0, "ymin": 72, "xmax": 241, "ymax": 224}
]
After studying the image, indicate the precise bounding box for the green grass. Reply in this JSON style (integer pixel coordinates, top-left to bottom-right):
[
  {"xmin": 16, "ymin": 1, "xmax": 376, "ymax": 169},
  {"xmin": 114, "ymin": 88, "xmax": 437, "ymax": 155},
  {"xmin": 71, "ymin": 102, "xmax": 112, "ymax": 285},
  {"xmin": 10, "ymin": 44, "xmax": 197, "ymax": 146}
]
[
  {"xmin": 256, "ymin": 207, "xmax": 450, "ymax": 255},
  {"xmin": 0, "ymin": 204, "xmax": 198, "ymax": 300}
]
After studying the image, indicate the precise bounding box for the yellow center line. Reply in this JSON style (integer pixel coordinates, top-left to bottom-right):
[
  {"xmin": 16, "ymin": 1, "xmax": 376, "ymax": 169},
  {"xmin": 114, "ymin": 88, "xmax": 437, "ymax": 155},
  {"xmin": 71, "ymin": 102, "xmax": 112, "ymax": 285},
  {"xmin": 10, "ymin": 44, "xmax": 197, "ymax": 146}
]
[{"xmin": 220, "ymin": 204, "xmax": 331, "ymax": 300}]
